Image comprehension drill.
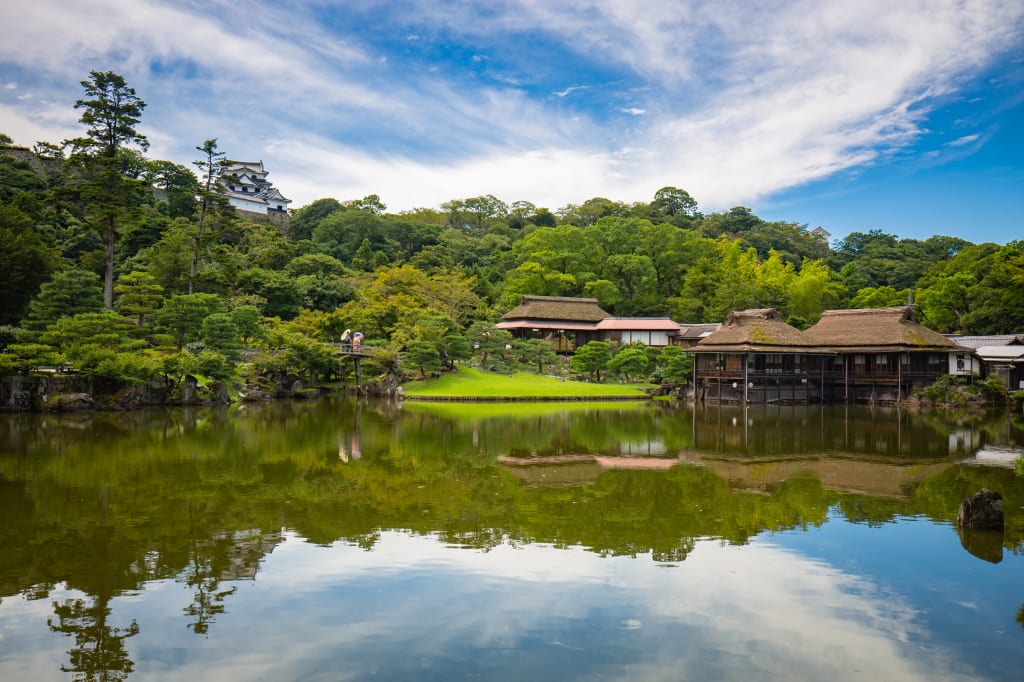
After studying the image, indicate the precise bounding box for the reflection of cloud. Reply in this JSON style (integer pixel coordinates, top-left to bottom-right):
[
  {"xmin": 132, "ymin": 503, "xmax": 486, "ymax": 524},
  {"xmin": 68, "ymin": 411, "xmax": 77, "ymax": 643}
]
[{"xmin": 145, "ymin": 531, "xmax": 974, "ymax": 680}]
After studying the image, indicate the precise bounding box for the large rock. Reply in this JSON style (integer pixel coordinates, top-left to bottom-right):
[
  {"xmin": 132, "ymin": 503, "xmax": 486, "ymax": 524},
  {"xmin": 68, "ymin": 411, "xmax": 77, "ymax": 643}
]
[
  {"xmin": 183, "ymin": 375, "xmax": 199, "ymax": 404},
  {"xmin": 208, "ymin": 381, "xmax": 232, "ymax": 405},
  {"xmin": 957, "ymin": 488, "xmax": 1003, "ymax": 529},
  {"xmin": 240, "ymin": 388, "xmax": 272, "ymax": 402},
  {"xmin": 54, "ymin": 393, "xmax": 95, "ymax": 412}
]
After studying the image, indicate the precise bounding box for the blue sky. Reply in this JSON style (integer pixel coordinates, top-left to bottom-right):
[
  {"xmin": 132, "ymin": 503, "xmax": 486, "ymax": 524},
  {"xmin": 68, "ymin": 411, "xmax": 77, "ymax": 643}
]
[{"xmin": 1, "ymin": 0, "xmax": 1022, "ymax": 244}]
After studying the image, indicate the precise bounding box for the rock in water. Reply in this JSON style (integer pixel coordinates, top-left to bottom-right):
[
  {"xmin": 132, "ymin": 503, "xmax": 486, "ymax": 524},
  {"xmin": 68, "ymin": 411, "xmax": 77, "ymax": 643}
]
[{"xmin": 957, "ymin": 488, "xmax": 1004, "ymax": 529}]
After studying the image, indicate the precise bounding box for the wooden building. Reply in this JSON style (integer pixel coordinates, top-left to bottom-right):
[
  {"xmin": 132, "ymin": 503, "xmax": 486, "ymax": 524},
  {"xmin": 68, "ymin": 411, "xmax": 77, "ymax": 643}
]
[
  {"xmin": 691, "ymin": 306, "xmax": 971, "ymax": 404},
  {"xmin": 802, "ymin": 307, "xmax": 967, "ymax": 403},
  {"xmin": 689, "ymin": 309, "xmax": 831, "ymax": 404},
  {"xmin": 595, "ymin": 317, "xmax": 682, "ymax": 347},
  {"xmin": 496, "ymin": 295, "xmax": 688, "ymax": 350},
  {"xmin": 495, "ymin": 295, "xmax": 610, "ymax": 350}
]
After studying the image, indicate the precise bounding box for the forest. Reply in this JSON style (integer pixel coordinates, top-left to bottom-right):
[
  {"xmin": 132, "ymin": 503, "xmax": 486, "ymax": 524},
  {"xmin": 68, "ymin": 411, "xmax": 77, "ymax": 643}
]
[{"xmin": 2, "ymin": 71, "xmax": 1023, "ymax": 390}]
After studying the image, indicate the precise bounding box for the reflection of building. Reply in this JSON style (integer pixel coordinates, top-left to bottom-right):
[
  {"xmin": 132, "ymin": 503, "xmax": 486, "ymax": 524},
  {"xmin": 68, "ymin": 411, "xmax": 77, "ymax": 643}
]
[
  {"xmin": 214, "ymin": 529, "xmax": 284, "ymax": 580},
  {"xmin": 691, "ymin": 307, "xmax": 970, "ymax": 404},
  {"xmin": 690, "ymin": 403, "xmax": 983, "ymax": 458}
]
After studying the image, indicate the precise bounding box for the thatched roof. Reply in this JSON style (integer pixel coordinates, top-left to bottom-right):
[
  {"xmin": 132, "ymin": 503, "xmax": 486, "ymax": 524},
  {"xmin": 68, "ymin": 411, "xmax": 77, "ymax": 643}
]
[
  {"xmin": 692, "ymin": 309, "xmax": 816, "ymax": 353},
  {"xmin": 803, "ymin": 307, "xmax": 960, "ymax": 351},
  {"xmin": 500, "ymin": 295, "xmax": 611, "ymax": 323}
]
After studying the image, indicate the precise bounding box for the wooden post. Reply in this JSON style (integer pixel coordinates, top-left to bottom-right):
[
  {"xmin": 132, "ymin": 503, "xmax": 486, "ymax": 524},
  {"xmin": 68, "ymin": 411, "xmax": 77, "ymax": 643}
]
[{"xmin": 844, "ymin": 355, "xmax": 849, "ymax": 403}]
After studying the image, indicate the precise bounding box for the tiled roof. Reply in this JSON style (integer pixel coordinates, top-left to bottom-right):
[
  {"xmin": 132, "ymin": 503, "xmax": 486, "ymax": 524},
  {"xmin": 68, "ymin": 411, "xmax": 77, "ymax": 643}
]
[
  {"xmin": 596, "ymin": 318, "xmax": 681, "ymax": 331},
  {"xmin": 975, "ymin": 346, "xmax": 1024, "ymax": 360},
  {"xmin": 944, "ymin": 334, "xmax": 1024, "ymax": 349},
  {"xmin": 678, "ymin": 323, "xmax": 721, "ymax": 339}
]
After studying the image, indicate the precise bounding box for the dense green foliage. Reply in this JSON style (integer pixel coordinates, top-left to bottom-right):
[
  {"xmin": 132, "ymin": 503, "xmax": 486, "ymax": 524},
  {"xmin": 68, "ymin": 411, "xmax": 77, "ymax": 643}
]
[{"xmin": 2, "ymin": 71, "xmax": 1023, "ymax": 389}]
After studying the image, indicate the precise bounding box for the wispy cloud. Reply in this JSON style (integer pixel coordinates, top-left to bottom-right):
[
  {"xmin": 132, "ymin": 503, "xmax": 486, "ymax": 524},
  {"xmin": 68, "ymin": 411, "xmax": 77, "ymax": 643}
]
[
  {"xmin": 948, "ymin": 134, "xmax": 981, "ymax": 147},
  {"xmin": 553, "ymin": 85, "xmax": 591, "ymax": 97}
]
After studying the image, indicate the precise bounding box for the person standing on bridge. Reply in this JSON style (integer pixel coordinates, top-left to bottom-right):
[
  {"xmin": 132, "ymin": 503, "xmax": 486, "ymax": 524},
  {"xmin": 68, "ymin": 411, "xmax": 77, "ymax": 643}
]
[
  {"xmin": 340, "ymin": 329, "xmax": 351, "ymax": 352},
  {"xmin": 352, "ymin": 331, "xmax": 364, "ymax": 353}
]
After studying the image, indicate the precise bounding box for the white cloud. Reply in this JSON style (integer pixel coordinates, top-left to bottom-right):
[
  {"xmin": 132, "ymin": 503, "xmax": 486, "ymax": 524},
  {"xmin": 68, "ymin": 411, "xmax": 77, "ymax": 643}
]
[
  {"xmin": 553, "ymin": 84, "xmax": 591, "ymax": 97},
  {"xmin": 0, "ymin": 0, "xmax": 1021, "ymax": 213},
  {"xmin": 948, "ymin": 134, "xmax": 981, "ymax": 147}
]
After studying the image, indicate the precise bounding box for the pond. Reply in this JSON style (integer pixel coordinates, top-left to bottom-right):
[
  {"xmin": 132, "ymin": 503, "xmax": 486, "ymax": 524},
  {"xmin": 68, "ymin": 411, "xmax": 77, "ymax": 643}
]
[{"xmin": 1, "ymin": 399, "xmax": 1023, "ymax": 681}]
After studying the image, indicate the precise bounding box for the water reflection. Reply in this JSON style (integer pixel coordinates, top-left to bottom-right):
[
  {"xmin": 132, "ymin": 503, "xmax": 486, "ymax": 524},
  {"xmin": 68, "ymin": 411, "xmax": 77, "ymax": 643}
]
[{"xmin": 0, "ymin": 399, "xmax": 1022, "ymax": 680}]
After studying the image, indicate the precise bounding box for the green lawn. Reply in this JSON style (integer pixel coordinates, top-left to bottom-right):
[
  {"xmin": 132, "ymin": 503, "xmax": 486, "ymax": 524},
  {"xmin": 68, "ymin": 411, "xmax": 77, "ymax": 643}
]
[{"xmin": 402, "ymin": 366, "xmax": 651, "ymax": 399}]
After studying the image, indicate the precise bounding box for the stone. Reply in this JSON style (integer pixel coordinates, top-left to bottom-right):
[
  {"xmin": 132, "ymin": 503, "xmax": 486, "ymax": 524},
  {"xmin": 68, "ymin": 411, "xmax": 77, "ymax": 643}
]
[
  {"xmin": 208, "ymin": 381, "xmax": 232, "ymax": 405},
  {"xmin": 957, "ymin": 488, "xmax": 1004, "ymax": 529},
  {"xmin": 240, "ymin": 388, "xmax": 272, "ymax": 402},
  {"xmin": 182, "ymin": 375, "xmax": 199, "ymax": 404},
  {"xmin": 55, "ymin": 393, "xmax": 95, "ymax": 412}
]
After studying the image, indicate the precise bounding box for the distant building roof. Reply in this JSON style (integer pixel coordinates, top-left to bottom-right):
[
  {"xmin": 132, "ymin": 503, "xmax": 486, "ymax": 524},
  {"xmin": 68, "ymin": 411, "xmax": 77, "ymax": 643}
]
[
  {"xmin": 803, "ymin": 307, "xmax": 961, "ymax": 351},
  {"xmin": 596, "ymin": 317, "xmax": 681, "ymax": 332},
  {"xmin": 974, "ymin": 346, "xmax": 1024, "ymax": 361},
  {"xmin": 678, "ymin": 323, "xmax": 721, "ymax": 339},
  {"xmin": 945, "ymin": 334, "xmax": 1024, "ymax": 349}
]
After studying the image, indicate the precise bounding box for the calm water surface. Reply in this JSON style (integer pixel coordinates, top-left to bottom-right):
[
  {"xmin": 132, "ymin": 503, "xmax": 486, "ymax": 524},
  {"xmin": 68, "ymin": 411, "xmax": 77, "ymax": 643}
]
[{"xmin": 1, "ymin": 399, "xmax": 1023, "ymax": 681}]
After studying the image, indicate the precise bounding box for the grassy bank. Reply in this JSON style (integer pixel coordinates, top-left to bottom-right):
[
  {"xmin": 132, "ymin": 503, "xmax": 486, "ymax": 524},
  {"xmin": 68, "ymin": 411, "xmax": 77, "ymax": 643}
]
[{"xmin": 402, "ymin": 366, "xmax": 651, "ymax": 400}]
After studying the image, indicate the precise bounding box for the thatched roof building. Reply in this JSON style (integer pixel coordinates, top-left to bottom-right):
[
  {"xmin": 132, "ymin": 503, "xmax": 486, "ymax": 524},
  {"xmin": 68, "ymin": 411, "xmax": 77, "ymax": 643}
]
[
  {"xmin": 497, "ymin": 295, "xmax": 611, "ymax": 331},
  {"xmin": 803, "ymin": 307, "xmax": 963, "ymax": 352},
  {"xmin": 691, "ymin": 309, "xmax": 822, "ymax": 353}
]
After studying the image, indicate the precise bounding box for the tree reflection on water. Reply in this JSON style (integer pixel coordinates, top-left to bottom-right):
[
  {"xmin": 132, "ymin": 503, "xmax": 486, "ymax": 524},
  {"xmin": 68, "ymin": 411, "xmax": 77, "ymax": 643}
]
[{"xmin": 0, "ymin": 398, "xmax": 1021, "ymax": 679}]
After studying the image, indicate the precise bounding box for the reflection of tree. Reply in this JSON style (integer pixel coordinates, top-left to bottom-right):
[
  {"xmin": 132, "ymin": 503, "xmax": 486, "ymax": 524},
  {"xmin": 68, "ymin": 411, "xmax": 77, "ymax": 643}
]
[
  {"xmin": 181, "ymin": 501, "xmax": 238, "ymax": 636},
  {"xmin": 182, "ymin": 555, "xmax": 236, "ymax": 636},
  {"xmin": 48, "ymin": 595, "xmax": 139, "ymax": 682},
  {"xmin": 1017, "ymin": 603, "xmax": 1024, "ymax": 629}
]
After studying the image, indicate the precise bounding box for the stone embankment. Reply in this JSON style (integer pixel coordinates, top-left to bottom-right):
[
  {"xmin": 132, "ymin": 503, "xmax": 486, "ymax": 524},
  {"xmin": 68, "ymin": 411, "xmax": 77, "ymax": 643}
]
[{"xmin": 0, "ymin": 375, "xmax": 227, "ymax": 412}]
